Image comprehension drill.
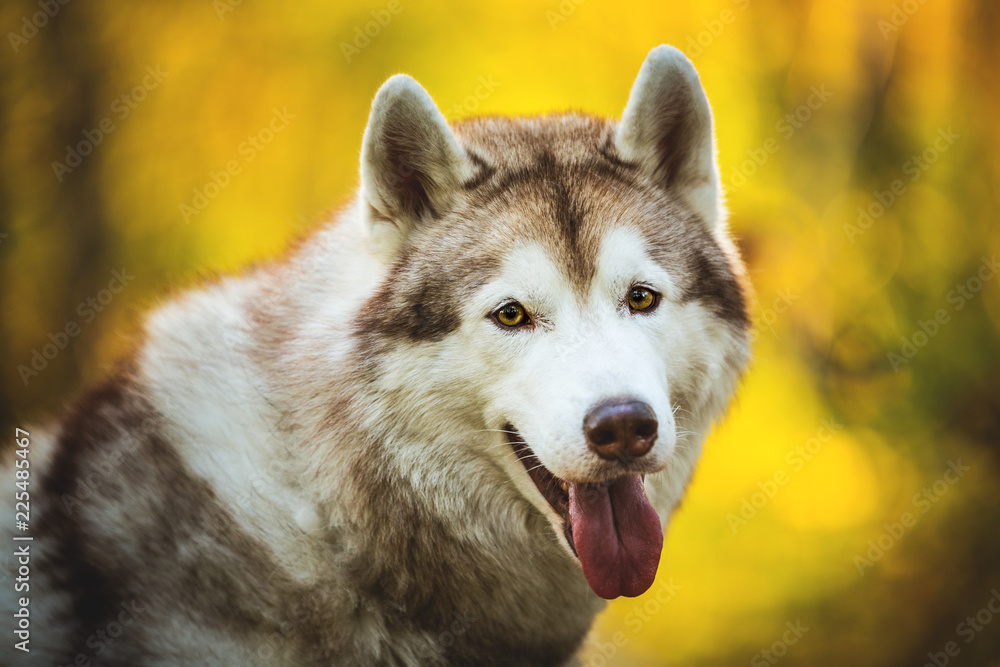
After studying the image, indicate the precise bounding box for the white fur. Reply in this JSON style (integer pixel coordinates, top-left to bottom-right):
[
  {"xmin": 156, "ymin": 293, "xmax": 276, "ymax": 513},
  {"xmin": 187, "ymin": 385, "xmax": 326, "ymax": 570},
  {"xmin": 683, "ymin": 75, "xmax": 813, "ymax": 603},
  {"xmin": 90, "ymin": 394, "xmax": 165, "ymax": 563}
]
[{"xmin": 0, "ymin": 45, "xmax": 749, "ymax": 666}]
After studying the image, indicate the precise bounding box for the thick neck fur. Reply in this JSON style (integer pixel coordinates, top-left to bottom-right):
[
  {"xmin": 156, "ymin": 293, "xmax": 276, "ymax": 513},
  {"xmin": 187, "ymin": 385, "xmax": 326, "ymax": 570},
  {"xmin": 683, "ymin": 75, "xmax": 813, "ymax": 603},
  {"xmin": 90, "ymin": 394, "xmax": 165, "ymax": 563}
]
[
  {"xmin": 8, "ymin": 47, "xmax": 750, "ymax": 667},
  {"xmin": 134, "ymin": 205, "xmax": 602, "ymax": 664}
]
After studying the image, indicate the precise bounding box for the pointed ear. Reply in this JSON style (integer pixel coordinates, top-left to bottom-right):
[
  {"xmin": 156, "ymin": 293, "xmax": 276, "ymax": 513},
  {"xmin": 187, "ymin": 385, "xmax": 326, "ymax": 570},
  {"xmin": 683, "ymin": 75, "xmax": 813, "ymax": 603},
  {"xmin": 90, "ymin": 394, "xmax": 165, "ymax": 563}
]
[
  {"xmin": 615, "ymin": 45, "xmax": 724, "ymax": 229},
  {"xmin": 360, "ymin": 74, "xmax": 473, "ymax": 256}
]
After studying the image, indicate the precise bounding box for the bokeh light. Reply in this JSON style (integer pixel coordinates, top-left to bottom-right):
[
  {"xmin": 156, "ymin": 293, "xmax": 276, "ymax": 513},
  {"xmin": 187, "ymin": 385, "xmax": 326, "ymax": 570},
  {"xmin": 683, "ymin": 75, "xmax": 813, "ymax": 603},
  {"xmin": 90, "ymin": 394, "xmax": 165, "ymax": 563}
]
[{"xmin": 1, "ymin": 0, "xmax": 998, "ymax": 665}]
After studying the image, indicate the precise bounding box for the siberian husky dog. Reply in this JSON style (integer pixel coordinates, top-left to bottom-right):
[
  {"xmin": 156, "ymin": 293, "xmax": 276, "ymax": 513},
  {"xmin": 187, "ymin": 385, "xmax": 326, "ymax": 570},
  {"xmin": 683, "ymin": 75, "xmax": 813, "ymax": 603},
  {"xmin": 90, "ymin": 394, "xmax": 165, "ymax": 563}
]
[{"xmin": 1, "ymin": 45, "xmax": 750, "ymax": 665}]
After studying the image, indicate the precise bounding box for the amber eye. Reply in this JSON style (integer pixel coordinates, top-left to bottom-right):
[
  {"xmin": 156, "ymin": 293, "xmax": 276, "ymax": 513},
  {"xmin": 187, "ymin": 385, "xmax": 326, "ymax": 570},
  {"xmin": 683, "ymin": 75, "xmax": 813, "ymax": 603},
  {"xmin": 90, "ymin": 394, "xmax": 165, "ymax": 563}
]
[
  {"xmin": 494, "ymin": 302, "xmax": 530, "ymax": 328},
  {"xmin": 627, "ymin": 287, "xmax": 657, "ymax": 313}
]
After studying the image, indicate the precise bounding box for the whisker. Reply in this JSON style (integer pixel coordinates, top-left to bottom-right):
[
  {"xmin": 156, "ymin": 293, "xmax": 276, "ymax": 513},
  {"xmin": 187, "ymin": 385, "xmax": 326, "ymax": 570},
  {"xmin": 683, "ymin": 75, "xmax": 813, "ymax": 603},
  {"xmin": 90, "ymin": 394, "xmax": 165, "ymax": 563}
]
[{"xmin": 483, "ymin": 442, "xmax": 521, "ymax": 453}]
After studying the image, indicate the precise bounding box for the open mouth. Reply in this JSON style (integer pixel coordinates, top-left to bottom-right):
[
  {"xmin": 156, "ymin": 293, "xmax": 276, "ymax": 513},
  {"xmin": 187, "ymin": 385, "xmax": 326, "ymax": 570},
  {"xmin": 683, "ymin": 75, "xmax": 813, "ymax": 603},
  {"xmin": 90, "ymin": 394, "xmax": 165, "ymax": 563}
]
[
  {"xmin": 504, "ymin": 425, "xmax": 664, "ymax": 600},
  {"xmin": 505, "ymin": 428, "xmax": 576, "ymax": 554}
]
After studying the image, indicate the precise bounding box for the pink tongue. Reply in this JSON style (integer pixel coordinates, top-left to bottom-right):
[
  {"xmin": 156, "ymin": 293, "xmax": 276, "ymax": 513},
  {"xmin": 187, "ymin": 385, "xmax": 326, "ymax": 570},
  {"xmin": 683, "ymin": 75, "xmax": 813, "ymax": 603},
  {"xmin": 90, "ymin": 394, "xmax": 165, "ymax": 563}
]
[{"xmin": 568, "ymin": 475, "xmax": 663, "ymax": 599}]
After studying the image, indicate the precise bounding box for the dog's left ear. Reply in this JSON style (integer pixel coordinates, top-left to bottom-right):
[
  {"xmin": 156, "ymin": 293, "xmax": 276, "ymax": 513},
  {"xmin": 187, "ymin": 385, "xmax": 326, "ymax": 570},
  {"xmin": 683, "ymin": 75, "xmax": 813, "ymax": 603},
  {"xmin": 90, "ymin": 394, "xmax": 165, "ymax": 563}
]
[
  {"xmin": 360, "ymin": 74, "xmax": 473, "ymax": 258},
  {"xmin": 615, "ymin": 45, "xmax": 724, "ymax": 229}
]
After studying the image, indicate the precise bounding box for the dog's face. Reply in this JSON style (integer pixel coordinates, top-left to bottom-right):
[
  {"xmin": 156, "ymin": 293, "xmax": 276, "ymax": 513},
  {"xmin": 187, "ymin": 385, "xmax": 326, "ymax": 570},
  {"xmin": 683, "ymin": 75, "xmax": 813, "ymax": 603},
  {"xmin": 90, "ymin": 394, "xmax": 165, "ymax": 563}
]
[{"xmin": 355, "ymin": 46, "xmax": 751, "ymax": 600}]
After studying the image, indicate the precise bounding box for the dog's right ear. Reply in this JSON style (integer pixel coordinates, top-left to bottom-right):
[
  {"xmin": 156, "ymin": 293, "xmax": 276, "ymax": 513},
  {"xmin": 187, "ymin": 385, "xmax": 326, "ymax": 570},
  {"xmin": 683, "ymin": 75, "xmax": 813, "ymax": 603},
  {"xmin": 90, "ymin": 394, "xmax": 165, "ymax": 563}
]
[
  {"xmin": 615, "ymin": 45, "xmax": 723, "ymax": 230},
  {"xmin": 360, "ymin": 74, "xmax": 473, "ymax": 259}
]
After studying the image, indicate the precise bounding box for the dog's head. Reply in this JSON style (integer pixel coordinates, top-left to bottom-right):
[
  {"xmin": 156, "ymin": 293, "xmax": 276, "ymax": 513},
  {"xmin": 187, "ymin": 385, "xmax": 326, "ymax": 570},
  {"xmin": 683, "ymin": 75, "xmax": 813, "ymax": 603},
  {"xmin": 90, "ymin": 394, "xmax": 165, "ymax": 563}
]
[{"xmin": 354, "ymin": 46, "xmax": 751, "ymax": 600}]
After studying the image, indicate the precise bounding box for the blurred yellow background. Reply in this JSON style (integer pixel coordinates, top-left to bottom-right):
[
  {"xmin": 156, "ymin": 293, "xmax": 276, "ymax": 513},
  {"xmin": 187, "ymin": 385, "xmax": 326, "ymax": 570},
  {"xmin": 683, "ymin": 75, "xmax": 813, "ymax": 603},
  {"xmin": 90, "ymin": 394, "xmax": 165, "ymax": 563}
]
[{"xmin": 1, "ymin": 0, "xmax": 998, "ymax": 665}]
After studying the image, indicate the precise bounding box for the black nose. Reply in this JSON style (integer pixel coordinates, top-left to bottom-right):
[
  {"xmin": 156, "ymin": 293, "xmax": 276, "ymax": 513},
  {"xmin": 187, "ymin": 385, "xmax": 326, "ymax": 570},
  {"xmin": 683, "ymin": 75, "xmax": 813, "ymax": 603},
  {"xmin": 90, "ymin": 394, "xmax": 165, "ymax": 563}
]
[{"xmin": 583, "ymin": 399, "xmax": 658, "ymax": 463}]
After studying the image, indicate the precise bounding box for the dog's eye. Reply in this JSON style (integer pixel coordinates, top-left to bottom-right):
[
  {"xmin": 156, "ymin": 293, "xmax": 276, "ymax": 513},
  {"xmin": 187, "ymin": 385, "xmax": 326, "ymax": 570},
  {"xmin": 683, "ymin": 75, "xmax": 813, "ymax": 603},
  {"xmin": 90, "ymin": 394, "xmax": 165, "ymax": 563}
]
[
  {"xmin": 627, "ymin": 287, "xmax": 658, "ymax": 313},
  {"xmin": 493, "ymin": 302, "xmax": 530, "ymax": 328}
]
